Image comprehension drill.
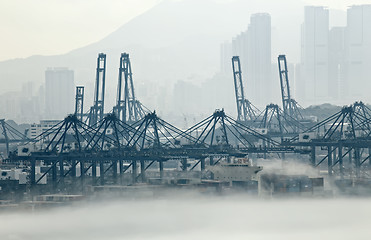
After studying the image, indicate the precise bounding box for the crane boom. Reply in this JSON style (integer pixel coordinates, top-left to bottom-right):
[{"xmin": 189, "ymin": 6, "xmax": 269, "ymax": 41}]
[
  {"xmin": 232, "ymin": 56, "xmax": 258, "ymax": 122},
  {"xmin": 278, "ymin": 55, "xmax": 302, "ymax": 120},
  {"xmin": 114, "ymin": 53, "xmax": 146, "ymax": 123},
  {"xmin": 88, "ymin": 53, "xmax": 106, "ymax": 126},
  {"xmin": 74, "ymin": 86, "xmax": 84, "ymax": 121}
]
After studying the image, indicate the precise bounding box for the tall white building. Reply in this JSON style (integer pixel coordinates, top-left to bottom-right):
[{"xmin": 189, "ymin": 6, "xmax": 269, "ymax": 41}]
[
  {"xmin": 45, "ymin": 68, "xmax": 75, "ymax": 119},
  {"xmin": 247, "ymin": 13, "xmax": 272, "ymax": 106},
  {"xmin": 300, "ymin": 6, "xmax": 329, "ymax": 104},
  {"xmin": 228, "ymin": 13, "xmax": 272, "ymax": 107},
  {"xmin": 220, "ymin": 41, "xmax": 233, "ymax": 74},
  {"xmin": 345, "ymin": 5, "xmax": 371, "ymax": 101},
  {"xmin": 329, "ymin": 27, "xmax": 346, "ymax": 102},
  {"xmin": 29, "ymin": 120, "xmax": 61, "ymax": 138}
]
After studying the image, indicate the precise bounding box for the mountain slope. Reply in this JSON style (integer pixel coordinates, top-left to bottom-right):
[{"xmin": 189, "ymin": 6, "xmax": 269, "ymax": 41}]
[{"xmin": 0, "ymin": 0, "xmax": 305, "ymax": 112}]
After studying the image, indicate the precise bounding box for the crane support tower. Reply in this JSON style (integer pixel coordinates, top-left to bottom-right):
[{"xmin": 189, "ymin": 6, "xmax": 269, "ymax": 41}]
[
  {"xmin": 278, "ymin": 55, "xmax": 302, "ymax": 120},
  {"xmin": 89, "ymin": 53, "xmax": 106, "ymax": 126},
  {"xmin": 0, "ymin": 119, "xmax": 29, "ymax": 158},
  {"xmin": 74, "ymin": 86, "xmax": 84, "ymax": 121},
  {"xmin": 0, "ymin": 119, "xmax": 9, "ymax": 157},
  {"xmin": 114, "ymin": 53, "xmax": 145, "ymax": 123},
  {"xmin": 232, "ymin": 56, "xmax": 258, "ymax": 122}
]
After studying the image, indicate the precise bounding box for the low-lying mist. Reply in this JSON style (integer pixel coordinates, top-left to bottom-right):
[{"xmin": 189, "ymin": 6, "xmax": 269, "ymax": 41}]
[
  {"xmin": 258, "ymin": 158, "xmax": 320, "ymax": 176},
  {"xmin": 1, "ymin": 194, "xmax": 370, "ymax": 240}
]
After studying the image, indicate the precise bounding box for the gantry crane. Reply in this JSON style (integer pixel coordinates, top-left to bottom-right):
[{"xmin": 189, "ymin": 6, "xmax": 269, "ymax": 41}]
[
  {"xmin": 232, "ymin": 56, "xmax": 259, "ymax": 122},
  {"xmin": 0, "ymin": 119, "xmax": 29, "ymax": 158},
  {"xmin": 113, "ymin": 53, "xmax": 146, "ymax": 123},
  {"xmin": 278, "ymin": 55, "xmax": 303, "ymax": 121},
  {"xmin": 74, "ymin": 86, "xmax": 84, "ymax": 121},
  {"xmin": 88, "ymin": 53, "xmax": 106, "ymax": 126}
]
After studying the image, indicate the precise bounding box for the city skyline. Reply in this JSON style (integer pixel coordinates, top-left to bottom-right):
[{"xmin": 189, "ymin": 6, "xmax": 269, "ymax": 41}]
[
  {"xmin": 1, "ymin": 1, "xmax": 371, "ymax": 124},
  {"xmin": 226, "ymin": 13, "xmax": 272, "ymax": 106},
  {"xmin": 1, "ymin": 0, "xmax": 370, "ymax": 61},
  {"xmin": 1, "ymin": 2, "xmax": 371, "ymax": 238},
  {"xmin": 222, "ymin": 4, "xmax": 371, "ymax": 108},
  {"xmin": 300, "ymin": 6, "xmax": 330, "ymax": 103}
]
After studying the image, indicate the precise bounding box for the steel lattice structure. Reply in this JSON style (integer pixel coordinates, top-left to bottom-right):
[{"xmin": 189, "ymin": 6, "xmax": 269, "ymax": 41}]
[
  {"xmin": 88, "ymin": 53, "xmax": 106, "ymax": 126},
  {"xmin": 283, "ymin": 102, "xmax": 371, "ymax": 178},
  {"xmin": 232, "ymin": 56, "xmax": 259, "ymax": 122},
  {"xmin": 0, "ymin": 119, "xmax": 29, "ymax": 158},
  {"xmin": 114, "ymin": 53, "xmax": 147, "ymax": 123},
  {"xmin": 256, "ymin": 104, "xmax": 305, "ymax": 142},
  {"xmin": 185, "ymin": 109, "xmax": 279, "ymax": 149},
  {"xmin": 74, "ymin": 86, "xmax": 84, "ymax": 121},
  {"xmin": 278, "ymin": 55, "xmax": 303, "ymax": 120},
  {"xmin": 5, "ymin": 51, "xmax": 371, "ymax": 190}
]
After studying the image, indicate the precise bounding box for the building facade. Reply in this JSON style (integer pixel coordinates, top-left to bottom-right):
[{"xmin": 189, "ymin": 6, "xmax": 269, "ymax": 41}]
[
  {"xmin": 345, "ymin": 5, "xmax": 371, "ymax": 101},
  {"xmin": 328, "ymin": 27, "xmax": 346, "ymax": 101},
  {"xmin": 29, "ymin": 120, "xmax": 61, "ymax": 138},
  {"xmin": 220, "ymin": 41, "xmax": 233, "ymax": 74},
  {"xmin": 247, "ymin": 13, "xmax": 272, "ymax": 106},
  {"xmin": 44, "ymin": 68, "xmax": 75, "ymax": 120},
  {"xmin": 300, "ymin": 6, "xmax": 329, "ymax": 104},
  {"xmin": 226, "ymin": 13, "xmax": 272, "ymax": 108}
]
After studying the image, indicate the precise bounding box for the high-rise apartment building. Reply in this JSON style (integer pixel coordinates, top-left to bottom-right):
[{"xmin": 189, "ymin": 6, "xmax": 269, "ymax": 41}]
[
  {"xmin": 300, "ymin": 6, "xmax": 329, "ymax": 104},
  {"xmin": 247, "ymin": 13, "xmax": 272, "ymax": 106},
  {"xmin": 329, "ymin": 27, "xmax": 346, "ymax": 101},
  {"xmin": 345, "ymin": 5, "xmax": 371, "ymax": 101},
  {"xmin": 220, "ymin": 41, "xmax": 233, "ymax": 74},
  {"xmin": 226, "ymin": 13, "xmax": 271, "ymax": 107},
  {"xmin": 44, "ymin": 68, "xmax": 75, "ymax": 119},
  {"xmin": 230, "ymin": 31, "xmax": 249, "ymax": 90}
]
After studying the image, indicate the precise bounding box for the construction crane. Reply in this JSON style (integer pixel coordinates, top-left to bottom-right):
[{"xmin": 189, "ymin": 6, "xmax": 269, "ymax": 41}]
[
  {"xmin": 114, "ymin": 53, "xmax": 146, "ymax": 123},
  {"xmin": 232, "ymin": 56, "xmax": 259, "ymax": 122},
  {"xmin": 0, "ymin": 119, "xmax": 9, "ymax": 157},
  {"xmin": 277, "ymin": 55, "xmax": 303, "ymax": 121},
  {"xmin": 88, "ymin": 53, "xmax": 106, "ymax": 126}
]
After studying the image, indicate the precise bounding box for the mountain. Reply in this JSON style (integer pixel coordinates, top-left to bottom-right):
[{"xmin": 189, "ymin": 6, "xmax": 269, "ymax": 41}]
[
  {"xmin": 0, "ymin": 0, "xmax": 309, "ymax": 115},
  {"xmin": 303, "ymin": 103, "xmax": 343, "ymax": 121}
]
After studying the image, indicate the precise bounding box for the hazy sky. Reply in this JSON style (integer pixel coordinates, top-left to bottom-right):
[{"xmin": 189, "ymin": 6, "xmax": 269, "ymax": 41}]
[
  {"xmin": 0, "ymin": 0, "xmax": 370, "ymax": 61},
  {"xmin": 0, "ymin": 0, "xmax": 161, "ymax": 61}
]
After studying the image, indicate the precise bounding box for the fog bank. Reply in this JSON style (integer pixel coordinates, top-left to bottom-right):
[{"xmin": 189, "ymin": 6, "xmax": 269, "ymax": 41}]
[{"xmin": 1, "ymin": 197, "xmax": 370, "ymax": 240}]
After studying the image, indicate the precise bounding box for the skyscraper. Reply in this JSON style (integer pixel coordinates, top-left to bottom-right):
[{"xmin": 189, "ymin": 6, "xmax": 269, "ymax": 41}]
[
  {"xmin": 329, "ymin": 27, "xmax": 346, "ymax": 101},
  {"xmin": 228, "ymin": 13, "xmax": 271, "ymax": 107},
  {"xmin": 45, "ymin": 68, "xmax": 75, "ymax": 119},
  {"xmin": 247, "ymin": 13, "xmax": 272, "ymax": 106},
  {"xmin": 220, "ymin": 41, "xmax": 232, "ymax": 74},
  {"xmin": 345, "ymin": 5, "xmax": 371, "ymax": 101},
  {"xmin": 300, "ymin": 6, "xmax": 329, "ymax": 104}
]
